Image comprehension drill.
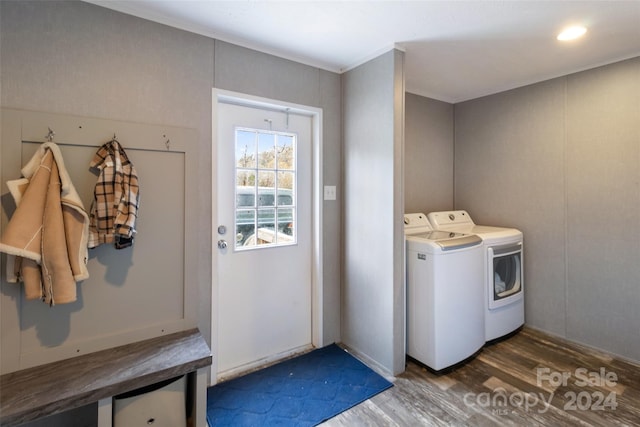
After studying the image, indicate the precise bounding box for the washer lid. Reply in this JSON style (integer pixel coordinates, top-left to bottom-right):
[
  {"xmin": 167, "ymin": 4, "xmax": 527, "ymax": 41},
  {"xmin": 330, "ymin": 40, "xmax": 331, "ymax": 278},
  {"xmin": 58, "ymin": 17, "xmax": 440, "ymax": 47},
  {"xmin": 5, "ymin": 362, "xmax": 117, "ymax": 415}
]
[{"xmin": 409, "ymin": 231, "xmax": 482, "ymax": 251}]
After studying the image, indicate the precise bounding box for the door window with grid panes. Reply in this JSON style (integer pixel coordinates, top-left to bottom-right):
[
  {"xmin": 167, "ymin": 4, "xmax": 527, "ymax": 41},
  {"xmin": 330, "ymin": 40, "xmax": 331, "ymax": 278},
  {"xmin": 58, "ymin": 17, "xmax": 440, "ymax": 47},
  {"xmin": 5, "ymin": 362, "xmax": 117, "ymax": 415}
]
[{"xmin": 234, "ymin": 128, "xmax": 296, "ymax": 249}]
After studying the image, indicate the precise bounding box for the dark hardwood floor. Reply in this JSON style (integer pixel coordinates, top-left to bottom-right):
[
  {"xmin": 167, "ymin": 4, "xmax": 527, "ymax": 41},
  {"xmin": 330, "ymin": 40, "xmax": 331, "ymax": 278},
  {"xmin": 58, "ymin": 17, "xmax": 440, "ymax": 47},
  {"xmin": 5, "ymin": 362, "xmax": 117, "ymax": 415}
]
[{"xmin": 322, "ymin": 328, "xmax": 640, "ymax": 426}]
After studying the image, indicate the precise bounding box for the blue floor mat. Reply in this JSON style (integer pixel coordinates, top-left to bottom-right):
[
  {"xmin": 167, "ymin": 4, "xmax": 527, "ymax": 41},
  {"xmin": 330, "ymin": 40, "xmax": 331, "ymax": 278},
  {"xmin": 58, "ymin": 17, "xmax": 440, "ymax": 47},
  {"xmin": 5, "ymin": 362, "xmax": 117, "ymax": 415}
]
[{"xmin": 206, "ymin": 344, "xmax": 393, "ymax": 426}]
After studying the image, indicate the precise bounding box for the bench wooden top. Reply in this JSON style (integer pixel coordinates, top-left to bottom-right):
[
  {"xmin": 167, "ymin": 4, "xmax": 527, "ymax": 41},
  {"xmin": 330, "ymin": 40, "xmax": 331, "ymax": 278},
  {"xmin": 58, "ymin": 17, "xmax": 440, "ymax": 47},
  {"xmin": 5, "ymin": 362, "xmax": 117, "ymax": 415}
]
[{"xmin": 0, "ymin": 328, "xmax": 212, "ymax": 426}]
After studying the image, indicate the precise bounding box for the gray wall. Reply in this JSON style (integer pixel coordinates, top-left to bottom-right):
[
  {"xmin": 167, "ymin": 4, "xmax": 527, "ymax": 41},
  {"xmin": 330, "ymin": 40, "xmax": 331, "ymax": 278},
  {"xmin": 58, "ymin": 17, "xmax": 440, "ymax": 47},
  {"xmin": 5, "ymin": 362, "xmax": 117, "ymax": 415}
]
[
  {"xmin": 454, "ymin": 57, "xmax": 640, "ymax": 363},
  {"xmin": 0, "ymin": 3, "xmax": 342, "ymax": 424},
  {"xmin": 342, "ymin": 49, "xmax": 405, "ymax": 375},
  {"xmin": 404, "ymin": 93, "xmax": 454, "ymax": 213},
  {"xmin": 0, "ymin": 0, "xmax": 215, "ymax": 358}
]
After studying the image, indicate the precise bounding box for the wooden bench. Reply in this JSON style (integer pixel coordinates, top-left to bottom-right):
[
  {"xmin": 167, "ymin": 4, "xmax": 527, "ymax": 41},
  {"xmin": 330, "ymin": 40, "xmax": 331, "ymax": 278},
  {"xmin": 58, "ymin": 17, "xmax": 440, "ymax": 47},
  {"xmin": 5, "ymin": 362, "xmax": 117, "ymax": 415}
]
[{"xmin": 0, "ymin": 328, "xmax": 212, "ymax": 427}]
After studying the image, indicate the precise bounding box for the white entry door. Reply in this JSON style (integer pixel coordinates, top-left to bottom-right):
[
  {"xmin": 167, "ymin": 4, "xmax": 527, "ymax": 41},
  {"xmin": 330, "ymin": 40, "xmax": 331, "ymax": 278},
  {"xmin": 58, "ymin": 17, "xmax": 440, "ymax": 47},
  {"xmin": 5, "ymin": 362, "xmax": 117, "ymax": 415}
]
[{"xmin": 216, "ymin": 101, "xmax": 312, "ymax": 379}]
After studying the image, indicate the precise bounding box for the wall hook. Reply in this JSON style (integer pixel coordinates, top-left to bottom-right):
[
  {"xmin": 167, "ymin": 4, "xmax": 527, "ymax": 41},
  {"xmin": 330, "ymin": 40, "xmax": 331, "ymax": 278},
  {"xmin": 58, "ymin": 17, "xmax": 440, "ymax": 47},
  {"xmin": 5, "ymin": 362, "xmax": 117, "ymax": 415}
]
[{"xmin": 45, "ymin": 127, "xmax": 55, "ymax": 142}]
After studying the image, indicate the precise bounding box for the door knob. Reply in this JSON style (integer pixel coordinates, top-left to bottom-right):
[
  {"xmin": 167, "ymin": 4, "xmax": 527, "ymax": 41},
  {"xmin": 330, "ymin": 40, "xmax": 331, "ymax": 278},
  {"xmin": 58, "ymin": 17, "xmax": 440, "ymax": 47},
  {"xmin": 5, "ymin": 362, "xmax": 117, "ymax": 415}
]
[{"xmin": 217, "ymin": 240, "xmax": 228, "ymax": 250}]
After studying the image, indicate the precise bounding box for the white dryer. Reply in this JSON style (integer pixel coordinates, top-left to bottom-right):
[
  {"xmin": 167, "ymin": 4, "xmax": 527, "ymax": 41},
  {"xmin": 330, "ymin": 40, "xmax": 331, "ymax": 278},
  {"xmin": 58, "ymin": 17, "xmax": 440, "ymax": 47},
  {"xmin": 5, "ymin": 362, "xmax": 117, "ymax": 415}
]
[
  {"xmin": 427, "ymin": 210, "xmax": 524, "ymax": 342},
  {"xmin": 404, "ymin": 213, "xmax": 485, "ymax": 370}
]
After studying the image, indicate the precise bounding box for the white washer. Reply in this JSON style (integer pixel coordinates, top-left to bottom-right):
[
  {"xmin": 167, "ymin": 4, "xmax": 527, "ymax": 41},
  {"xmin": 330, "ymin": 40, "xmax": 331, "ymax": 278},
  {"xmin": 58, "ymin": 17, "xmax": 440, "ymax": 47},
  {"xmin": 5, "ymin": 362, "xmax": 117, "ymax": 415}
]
[
  {"xmin": 427, "ymin": 210, "xmax": 524, "ymax": 342},
  {"xmin": 404, "ymin": 213, "xmax": 485, "ymax": 370}
]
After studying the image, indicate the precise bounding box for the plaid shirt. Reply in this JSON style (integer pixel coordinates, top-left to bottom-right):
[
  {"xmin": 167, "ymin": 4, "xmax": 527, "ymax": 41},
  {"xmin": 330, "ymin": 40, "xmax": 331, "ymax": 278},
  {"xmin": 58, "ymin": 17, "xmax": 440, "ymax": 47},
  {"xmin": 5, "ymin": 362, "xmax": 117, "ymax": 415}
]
[{"xmin": 88, "ymin": 140, "xmax": 140, "ymax": 249}]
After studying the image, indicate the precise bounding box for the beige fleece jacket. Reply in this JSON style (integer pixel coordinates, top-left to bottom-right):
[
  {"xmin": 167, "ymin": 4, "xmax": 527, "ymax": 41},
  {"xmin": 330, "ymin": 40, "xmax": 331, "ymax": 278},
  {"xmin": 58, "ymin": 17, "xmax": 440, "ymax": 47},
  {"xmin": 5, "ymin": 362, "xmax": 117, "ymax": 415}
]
[{"xmin": 0, "ymin": 142, "xmax": 89, "ymax": 305}]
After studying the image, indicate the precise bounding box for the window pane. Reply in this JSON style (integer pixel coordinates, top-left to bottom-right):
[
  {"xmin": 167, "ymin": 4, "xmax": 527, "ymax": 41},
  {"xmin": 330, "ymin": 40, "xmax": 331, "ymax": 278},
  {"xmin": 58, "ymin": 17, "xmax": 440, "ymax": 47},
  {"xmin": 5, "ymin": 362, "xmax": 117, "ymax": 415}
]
[
  {"xmin": 257, "ymin": 208, "xmax": 276, "ymax": 245},
  {"xmin": 278, "ymin": 208, "xmax": 294, "ymax": 241},
  {"xmin": 236, "ymin": 186, "xmax": 255, "ymax": 208},
  {"xmin": 277, "ymin": 186, "xmax": 293, "ymax": 206},
  {"xmin": 277, "ymin": 170, "xmax": 294, "ymax": 191},
  {"xmin": 236, "ymin": 130, "xmax": 256, "ymax": 168},
  {"xmin": 258, "ymin": 171, "xmax": 276, "ymax": 192},
  {"xmin": 277, "ymin": 134, "xmax": 295, "ymax": 170},
  {"xmin": 236, "ymin": 209, "xmax": 255, "ymax": 246},
  {"xmin": 257, "ymin": 133, "xmax": 275, "ymax": 169},
  {"xmin": 236, "ymin": 170, "xmax": 256, "ymax": 192},
  {"xmin": 257, "ymin": 190, "xmax": 275, "ymax": 207}
]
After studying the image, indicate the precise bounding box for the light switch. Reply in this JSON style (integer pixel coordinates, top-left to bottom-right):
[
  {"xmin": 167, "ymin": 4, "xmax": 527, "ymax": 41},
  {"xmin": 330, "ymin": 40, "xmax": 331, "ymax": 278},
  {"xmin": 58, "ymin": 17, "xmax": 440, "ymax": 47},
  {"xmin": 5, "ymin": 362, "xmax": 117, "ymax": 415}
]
[{"xmin": 324, "ymin": 185, "xmax": 336, "ymax": 201}]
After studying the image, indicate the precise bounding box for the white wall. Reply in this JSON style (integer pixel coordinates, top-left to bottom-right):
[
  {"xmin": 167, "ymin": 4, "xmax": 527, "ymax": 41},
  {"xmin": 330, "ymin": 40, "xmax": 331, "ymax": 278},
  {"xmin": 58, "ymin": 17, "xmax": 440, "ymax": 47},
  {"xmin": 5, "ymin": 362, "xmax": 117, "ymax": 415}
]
[{"xmin": 342, "ymin": 49, "xmax": 405, "ymax": 375}]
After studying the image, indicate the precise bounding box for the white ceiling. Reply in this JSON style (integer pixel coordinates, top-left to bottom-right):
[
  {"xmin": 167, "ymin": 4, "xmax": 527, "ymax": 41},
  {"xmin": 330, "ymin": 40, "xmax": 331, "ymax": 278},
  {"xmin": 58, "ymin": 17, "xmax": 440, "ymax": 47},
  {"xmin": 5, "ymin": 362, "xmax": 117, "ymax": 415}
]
[{"xmin": 87, "ymin": 0, "xmax": 640, "ymax": 103}]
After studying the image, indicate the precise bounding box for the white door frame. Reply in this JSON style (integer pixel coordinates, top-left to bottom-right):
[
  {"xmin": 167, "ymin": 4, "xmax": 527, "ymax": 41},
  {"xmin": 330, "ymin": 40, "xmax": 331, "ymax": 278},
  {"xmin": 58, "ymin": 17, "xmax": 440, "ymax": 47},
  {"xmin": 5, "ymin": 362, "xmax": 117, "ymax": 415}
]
[{"xmin": 210, "ymin": 88, "xmax": 323, "ymax": 385}]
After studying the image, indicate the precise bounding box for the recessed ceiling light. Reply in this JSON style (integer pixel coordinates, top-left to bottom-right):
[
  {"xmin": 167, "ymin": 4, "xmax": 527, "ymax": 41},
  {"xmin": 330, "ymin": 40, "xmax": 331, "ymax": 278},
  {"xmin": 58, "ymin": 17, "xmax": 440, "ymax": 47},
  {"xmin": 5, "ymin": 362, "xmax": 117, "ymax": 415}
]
[{"xmin": 557, "ymin": 26, "xmax": 587, "ymax": 41}]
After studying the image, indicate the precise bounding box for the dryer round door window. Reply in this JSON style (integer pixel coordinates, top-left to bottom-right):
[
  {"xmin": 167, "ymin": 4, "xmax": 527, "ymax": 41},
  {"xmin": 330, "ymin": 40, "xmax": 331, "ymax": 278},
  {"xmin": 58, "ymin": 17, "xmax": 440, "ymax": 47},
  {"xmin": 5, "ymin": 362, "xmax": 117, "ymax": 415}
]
[{"xmin": 489, "ymin": 244, "xmax": 523, "ymax": 309}]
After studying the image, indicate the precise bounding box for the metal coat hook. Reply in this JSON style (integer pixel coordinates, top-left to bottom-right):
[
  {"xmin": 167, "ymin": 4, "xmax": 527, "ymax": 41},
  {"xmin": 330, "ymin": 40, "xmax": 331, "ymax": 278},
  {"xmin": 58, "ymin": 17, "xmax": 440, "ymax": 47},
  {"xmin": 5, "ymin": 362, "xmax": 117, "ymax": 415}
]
[{"xmin": 45, "ymin": 127, "xmax": 55, "ymax": 142}]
